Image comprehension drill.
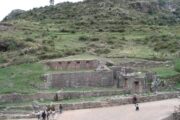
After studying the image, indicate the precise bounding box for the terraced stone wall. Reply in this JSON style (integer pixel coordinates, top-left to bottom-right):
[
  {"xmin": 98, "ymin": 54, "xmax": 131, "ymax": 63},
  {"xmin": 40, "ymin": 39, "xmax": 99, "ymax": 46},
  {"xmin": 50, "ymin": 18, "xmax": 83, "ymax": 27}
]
[
  {"xmin": 45, "ymin": 59, "xmax": 99, "ymax": 70},
  {"xmin": 44, "ymin": 70, "xmax": 114, "ymax": 88}
]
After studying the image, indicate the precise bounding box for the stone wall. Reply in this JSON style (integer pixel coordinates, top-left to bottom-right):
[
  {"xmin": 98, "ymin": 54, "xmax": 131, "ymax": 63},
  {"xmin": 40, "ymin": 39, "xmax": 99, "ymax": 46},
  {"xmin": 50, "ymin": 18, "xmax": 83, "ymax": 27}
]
[
  {"xmin": 117, "ymin": 60, "xmax": 172, "ymax": 68},
  {"xmin": 44, "ymin": 70, "xmax": 114, "ymax": 88},
  {"xmin": 45, "ymin": 59, "xmax": 99, "ymax": 70},
  {"xmin": 1, "ymin": 92, "xmax": 179, "ymax": 115},
  {"xmin": 0, "ymin": 90, "xmax": 124, "ymax": 103},
  {"xmin": 163, "ymin": 113, "xmax": 180, "ymax": 120},
  {"xmin": 110, "ymin": 66, "xmax": 135, "ymax": 79},
  {"xmin": 53, "ymin": 92, "xmax": 180, "ymax": 111}
]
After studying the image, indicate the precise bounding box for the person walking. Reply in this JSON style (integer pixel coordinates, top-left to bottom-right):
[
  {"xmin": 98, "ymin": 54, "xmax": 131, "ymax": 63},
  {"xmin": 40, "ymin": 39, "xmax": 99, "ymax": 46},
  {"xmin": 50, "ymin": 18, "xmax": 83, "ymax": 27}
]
[
  {"xmin": 132, "ymin": 95, "xmax": 140, "ymax": 111},
  {"xmin": 135, "ymin": 104, "xmax": 139, "ymax": 111},
  {"xmin": 42, "ymin": 111, "xmax": 46, "ymax": 120},
  {"xmin": 59, "ymin": 104, "xmax": 63, "ymax": 114},
  {"xmin": 132, "ymin": 95, "xmax": 137, "ymax": 105}
]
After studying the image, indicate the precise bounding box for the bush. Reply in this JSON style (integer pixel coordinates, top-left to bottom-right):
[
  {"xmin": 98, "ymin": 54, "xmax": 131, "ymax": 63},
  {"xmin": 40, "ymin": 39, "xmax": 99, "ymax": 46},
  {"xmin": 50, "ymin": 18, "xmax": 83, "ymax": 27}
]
[
  {"xmin": 90, "ymin": 37, "xmax": 99, "ymax": 41},
  {"xmin": 95, "ymin": 48, "xmax": 111, "ymax": 54},
  {"xmin": 78, "ymin": 35, "xmax": 89, "ymax": 41},
  {"xmin": 13, "ymin": 55, "xmax": 39, "ymax": 65},
  {"xmin": 25, "ymin": 37, "xmax": 35, "ymax": 42},
  {"xmin": 107, "ymin": 40, "xmax": 115, "ymax": 44},
  {"xmin": 39, "ymin": 52, "xmax": 63, "ymax": 59},
  {"xmin": 0, "ymin": 39, "xmax": 26, "ymax": 52},
  {"xmin": 174, "ymin": 58, "xmax": 180, "ymax": 72},
  {"xmin": 59, "ymin": 28, "xmax": 76, "ymax": 33}
]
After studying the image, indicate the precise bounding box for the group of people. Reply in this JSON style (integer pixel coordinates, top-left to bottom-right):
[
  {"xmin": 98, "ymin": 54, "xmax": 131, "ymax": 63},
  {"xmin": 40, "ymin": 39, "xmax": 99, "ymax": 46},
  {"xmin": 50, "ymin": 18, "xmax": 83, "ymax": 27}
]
[
  {"xmin": 36, "ymin": 104, "xmax": 63, "ymax": 120},
  {"xmin": 35, "ymin": 96, "xmax": 139, "ymax": 120}
]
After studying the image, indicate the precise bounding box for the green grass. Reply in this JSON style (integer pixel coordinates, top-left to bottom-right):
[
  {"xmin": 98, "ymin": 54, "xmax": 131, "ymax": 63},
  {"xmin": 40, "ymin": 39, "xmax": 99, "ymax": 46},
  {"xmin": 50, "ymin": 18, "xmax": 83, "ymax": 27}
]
[
  {"xmin": 151, "ymin": 67, "xmax": 179, "ymax": 78},
  {"xmin": 176, "ymin": 82, "xmax": 180, "ymax": 88},
  {"xmin": 0, "ymin": 63, "xmax": 51, "ymax": 94},
  {"xmin": 174, "ymin": 58, "xmax": 180, "ymax": 72},
  {"xmin": 60, "ymin": 87, "xmax": 119, "ymax": 92}
]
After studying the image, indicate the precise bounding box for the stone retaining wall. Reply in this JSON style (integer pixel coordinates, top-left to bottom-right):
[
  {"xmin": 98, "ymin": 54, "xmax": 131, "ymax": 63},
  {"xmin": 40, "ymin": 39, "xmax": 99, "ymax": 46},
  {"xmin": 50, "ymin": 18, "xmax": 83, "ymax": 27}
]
[
  {"xmin": 1, "ymin": 92, "xmax": 179, "ymax": 119},
  {"xmin": 162, "ymin": 112, "xmax": 180, "ymax": 120},
  {"xmin": 45, "ymin": 59, "xmax": 99, "ymax": 70},
  {"xmin": 56, "ymin": 92, "xmax": 180, "ymax": 111},
  {"xmin": 44, "ymin": 70, "xmax": 114, "ymax": 88},
  {"xmin": 117, "ymin": 60, "xmax": 172, "ymax": 68},
  {"xmin": 0, "ymin": 90, "xmax": 124, "ymax": 103}
]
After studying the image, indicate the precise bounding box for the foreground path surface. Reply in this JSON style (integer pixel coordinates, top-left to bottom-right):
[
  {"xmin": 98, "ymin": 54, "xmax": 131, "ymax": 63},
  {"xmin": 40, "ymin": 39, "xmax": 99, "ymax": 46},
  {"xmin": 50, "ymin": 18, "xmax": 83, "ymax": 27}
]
[
  {"xmin": 14, "ymin": 99, "xmax": 180, "ymax": 120},
  {"xmin": 58, "ymin": 99, "xmax": 180, "ymax": 120}
]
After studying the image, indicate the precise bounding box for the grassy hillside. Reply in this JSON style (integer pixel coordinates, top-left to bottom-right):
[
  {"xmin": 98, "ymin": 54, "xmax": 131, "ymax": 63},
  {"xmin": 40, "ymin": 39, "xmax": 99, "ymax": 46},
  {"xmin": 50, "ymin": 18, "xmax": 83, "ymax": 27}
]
[
  {"xmin": 0, "ymin": 0, "xmax": 179, "ymax": 64},
  {"xmin": 0, "ymin": 0, "xmax": 179, "ymax": 94}
]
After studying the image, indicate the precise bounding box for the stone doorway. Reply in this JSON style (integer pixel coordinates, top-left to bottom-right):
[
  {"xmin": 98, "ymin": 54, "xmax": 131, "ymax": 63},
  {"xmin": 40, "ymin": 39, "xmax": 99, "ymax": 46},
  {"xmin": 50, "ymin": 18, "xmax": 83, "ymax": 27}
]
[
  {"xmin": 124, "ymin": 78, "xmax": 128, "ymax": 89},
  {"xmin": 134, "ymin": 81, "xmax": 140, "ymax": 93}
]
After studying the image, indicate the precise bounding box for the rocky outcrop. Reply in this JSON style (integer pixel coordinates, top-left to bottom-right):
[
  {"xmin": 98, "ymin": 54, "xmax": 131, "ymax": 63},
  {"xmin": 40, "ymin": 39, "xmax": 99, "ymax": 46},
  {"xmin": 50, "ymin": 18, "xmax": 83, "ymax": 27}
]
[
  {"xmin": 3, "ymin": 9, "xmax": 25, "ymax": 21},
  {"xmin": 129, "ymin": 1, "xmax": 160, "ymax": 13},
  {"xmin": 129, "ymin": 1, "xmax": 177, "ymax": 13}
]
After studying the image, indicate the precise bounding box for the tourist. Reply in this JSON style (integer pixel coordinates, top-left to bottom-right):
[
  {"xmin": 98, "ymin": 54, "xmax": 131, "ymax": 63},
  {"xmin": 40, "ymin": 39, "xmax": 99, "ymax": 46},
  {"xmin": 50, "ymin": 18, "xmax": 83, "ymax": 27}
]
[
  {"xmin": 42, "ymin": 111, "xmax": 46, "ymax": 120},
  {"xmin": 135, "ymin": 104, "xmax": 139, "ymax": 111},
  {"xmin": 132, "ymin": 95, "xmax": 137, "ymax": 105},
  {"xmin": 59, "ymin": 104, "xmax": 63, "ymax": 113}
]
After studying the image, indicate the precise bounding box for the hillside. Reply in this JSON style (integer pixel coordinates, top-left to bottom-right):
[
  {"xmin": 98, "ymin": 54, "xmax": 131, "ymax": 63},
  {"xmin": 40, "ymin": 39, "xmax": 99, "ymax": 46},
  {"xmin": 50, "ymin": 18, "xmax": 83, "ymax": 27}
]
[
  {"xmin": 0, "ymin": 0, "xmax": 179, "ymax": 94},
  {"xmin": 0, "ymin": 0, "xmax": 179, "ymax": 65}
]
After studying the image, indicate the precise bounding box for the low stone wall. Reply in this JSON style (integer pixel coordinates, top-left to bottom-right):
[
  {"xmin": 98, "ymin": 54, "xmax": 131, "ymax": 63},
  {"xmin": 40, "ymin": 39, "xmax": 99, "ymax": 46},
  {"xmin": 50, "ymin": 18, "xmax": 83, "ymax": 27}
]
[
  {"xmin": 54, "ymin": 92, "xmax": 180, "ymax": 111},
  {"xmin": 45, "ymin": 59, "xmax": 99, "ymax": 70},
  {"xmin": 163, "ymin": 112, "xmax": 180, "ymax": 120},
  {"xmin": 0, "ymin": 93, "xmax": 55, "ymax": 103},
  {"xmin": 117, "ymin": 60, "xmax": 171, "ymax": 68},
  {"xmin": 44, "ymin": 70, "xmax": 114, "ymax": 88},
  {"xmin": 57, "ymin": 90, "xmax": 125, "ymax": 100},
  {"xmin": 0, "ymin": 90, "xmax": 125, "ymax": 103},
  {"xmin": 163, "ymin": 115, "xmax": 174, "ymax": 120},
  {"xmin": 1, "ymin": 92, "xmax": 179, "ymax": 119}
]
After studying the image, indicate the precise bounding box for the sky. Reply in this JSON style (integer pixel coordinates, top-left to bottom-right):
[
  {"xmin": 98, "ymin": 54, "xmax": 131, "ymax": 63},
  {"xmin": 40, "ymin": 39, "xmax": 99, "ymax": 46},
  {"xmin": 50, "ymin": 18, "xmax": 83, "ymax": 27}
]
[{"xmin": 0, "ymin": 0, "xmax": 83, "ymax": 21}]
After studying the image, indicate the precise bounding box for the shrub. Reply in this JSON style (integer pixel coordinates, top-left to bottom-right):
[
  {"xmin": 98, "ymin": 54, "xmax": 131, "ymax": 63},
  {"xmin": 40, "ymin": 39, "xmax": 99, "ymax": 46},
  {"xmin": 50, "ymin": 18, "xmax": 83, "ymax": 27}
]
[
  {"xmin": 78, "ymin": 35, "xmax": 89, "ymax": 41},
  {"xmin": 25, "ymin": 37, "xmax": 35, "ymax": 42},
  {"xmin": 13, "ymin": 55, "xmax": 39, "ymax": 65},
  {"xmin": 39, "ymin": 52, "xmax": 63, "ymax": 59},
  {"xmin": 95, "ymin": 48, "xmax": 111, "ymax": 54},
  {"xmin": 90, "ymin": 37, "xmax": 99, "ymax": 41},
  {"xmin": 107, "ymin": 40, "xmax": 114, "ymax": 44},
  {"xmin": 174, "ymin": 58, "xmax": 180, "ymax": 72}
]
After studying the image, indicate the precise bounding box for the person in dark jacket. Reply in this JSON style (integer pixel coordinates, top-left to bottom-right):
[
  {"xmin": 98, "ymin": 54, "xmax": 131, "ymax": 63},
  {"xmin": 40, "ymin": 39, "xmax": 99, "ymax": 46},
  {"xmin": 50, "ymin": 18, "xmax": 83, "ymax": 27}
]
[
  {"xmin": 42, "ymin": 111, "xmax": 46, "ymax": 120},
  {"xmin": 132, "ymin": 95, "xmax": 137, "ymax": 104},
  {"xmin": 59, "ymin": 104, "xmax": 63, "ymax": 114},
  {"xmin": 135, "ymin": 104, "xmax": 139, "ymax": 111}
]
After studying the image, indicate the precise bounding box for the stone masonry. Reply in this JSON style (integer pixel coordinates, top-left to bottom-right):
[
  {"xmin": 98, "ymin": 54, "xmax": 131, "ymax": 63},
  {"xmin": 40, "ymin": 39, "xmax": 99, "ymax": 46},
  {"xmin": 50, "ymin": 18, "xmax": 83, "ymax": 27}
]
[
  {"xmin": 45, "ymin": 59, "xmax": 99, "ymax": 70},
  {"xmin": 44, "ymin": 70, "xmax": 114, "ymax": 88}
]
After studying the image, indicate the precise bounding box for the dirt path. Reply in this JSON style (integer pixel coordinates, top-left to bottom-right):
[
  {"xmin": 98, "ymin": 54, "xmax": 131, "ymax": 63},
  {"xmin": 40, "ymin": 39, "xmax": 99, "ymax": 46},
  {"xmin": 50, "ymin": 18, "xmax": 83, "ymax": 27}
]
[
  {"xmin": 12, "ymin": 99, "xmax": 180, "ymax": 120},
  {"xmin": 57, "ymin": 99, "xmax": 180, "ymax": 120}
]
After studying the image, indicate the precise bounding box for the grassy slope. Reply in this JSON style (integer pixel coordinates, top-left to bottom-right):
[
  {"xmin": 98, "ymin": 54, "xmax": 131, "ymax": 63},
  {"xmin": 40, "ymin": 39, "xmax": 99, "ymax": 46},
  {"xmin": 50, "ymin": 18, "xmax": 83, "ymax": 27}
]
[
  {"xmin": 0, "ymin": 63, "xmax": 52, "ymax": 94},
  {"xmin": 0, "ymin": 0, "xmax": 180, "ymax": 94}
]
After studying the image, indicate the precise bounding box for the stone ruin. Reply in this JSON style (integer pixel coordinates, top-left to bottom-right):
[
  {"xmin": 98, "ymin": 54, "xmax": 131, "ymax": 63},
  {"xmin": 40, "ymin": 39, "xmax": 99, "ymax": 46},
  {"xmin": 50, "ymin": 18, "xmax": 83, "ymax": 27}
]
[
  {"xmin": 112, "ymin": 66, "xmax": 149, "ymax": 94},
  {"xmin": 45, "ymin": 59, "xmax": 99, "ymax": 70},
  {"xmin": 43, "ymin": 59, "xmax": 160, "ymax": 94}
]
